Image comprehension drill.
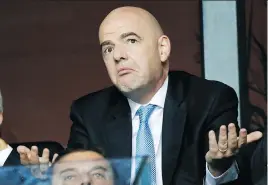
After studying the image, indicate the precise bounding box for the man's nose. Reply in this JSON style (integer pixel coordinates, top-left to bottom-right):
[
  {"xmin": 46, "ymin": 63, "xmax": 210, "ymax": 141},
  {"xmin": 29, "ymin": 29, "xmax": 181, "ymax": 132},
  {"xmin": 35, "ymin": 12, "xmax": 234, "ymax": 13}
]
[
  {"xmin": 113, "ymin": 46, "xmax": 128, "ymax": 62},
  {"xmin": 80, "ymin": 175, "xmax": 91, "ymax": 185}
]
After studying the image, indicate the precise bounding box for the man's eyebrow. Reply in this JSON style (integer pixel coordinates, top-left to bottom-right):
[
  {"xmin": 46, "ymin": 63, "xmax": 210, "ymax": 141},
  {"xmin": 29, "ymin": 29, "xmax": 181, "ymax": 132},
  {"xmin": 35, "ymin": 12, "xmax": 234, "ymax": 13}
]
[
  {"xmin": 100, "ymin": 32, "xmax": 142, "ymax": 50},
  {"xmin": 120, "ymin": 32, "xmax": 142, "ymax": 40},
  {"xmin": 89, "ymin": 165, "xmax": 109, "ymax": 173},
  {"xmin": 100, "ymin": 40, "xmax": 114, "ymax": 49},
  {"xmin": 59, "ymin": 168, "xmax": 77, "ymax": 175}
]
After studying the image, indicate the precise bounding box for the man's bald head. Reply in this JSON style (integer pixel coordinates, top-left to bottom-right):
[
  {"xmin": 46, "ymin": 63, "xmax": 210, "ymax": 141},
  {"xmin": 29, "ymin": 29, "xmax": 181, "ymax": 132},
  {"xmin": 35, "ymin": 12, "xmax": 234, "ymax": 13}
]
[{"xmin": 99, "ymin": 6, "xmax": 163, "ymax": 40}]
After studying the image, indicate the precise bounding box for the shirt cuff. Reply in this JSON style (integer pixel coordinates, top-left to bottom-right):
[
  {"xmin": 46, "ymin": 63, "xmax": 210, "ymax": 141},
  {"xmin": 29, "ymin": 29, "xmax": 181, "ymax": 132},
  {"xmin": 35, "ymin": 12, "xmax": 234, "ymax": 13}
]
[
  {"xmin": 0, "ymin": 145, "xmax": 13, "ymax": 166},
  {"xmin": 205, "ymin": 161, "xmax": 239, "ymax": 185}
]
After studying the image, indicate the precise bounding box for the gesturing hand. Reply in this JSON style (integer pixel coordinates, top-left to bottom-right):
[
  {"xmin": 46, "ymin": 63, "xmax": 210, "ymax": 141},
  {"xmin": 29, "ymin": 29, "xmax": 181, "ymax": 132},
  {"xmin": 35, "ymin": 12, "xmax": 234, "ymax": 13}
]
[
  {"xmin": 17, "ymin": 145, "xmax": 58, "ymax": 178},
  {"xmin": 205, "ymin": 123, "xmax": 263, "ymax": 177}
]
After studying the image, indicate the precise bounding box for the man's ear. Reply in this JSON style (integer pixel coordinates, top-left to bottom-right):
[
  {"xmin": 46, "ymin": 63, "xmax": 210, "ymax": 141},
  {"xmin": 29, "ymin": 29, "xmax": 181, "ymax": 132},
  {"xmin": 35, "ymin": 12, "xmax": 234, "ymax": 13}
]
[{"xmin": 158, "ymin": 35, "xmax": 171, "ymax": 63}]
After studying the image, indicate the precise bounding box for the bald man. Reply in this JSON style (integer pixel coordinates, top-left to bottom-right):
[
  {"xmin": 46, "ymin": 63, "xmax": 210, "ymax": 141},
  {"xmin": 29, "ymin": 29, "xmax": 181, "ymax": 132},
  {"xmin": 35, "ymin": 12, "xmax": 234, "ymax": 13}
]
[
  {"xmin": 52, "ymin": 150, "xmax": 114, "ymax": 185},
  {"xmin": 18, "ymin": 6, "xmax": 262, "ymax": 185}
]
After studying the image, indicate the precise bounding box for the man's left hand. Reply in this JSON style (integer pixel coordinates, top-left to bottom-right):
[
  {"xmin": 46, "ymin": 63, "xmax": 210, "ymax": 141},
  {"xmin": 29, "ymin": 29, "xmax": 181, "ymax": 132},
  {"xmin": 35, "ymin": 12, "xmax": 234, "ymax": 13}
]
[{"xmin": 205, "ymin": 123, "xmax": 263, "ymax": 177}]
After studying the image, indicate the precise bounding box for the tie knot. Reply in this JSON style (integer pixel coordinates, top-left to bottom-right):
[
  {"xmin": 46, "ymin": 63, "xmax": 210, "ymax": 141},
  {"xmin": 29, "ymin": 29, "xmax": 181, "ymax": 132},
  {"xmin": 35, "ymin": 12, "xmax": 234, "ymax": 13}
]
[{"xmin": 136, "ymin": 104, "xmax": 156, "ymax": 123}]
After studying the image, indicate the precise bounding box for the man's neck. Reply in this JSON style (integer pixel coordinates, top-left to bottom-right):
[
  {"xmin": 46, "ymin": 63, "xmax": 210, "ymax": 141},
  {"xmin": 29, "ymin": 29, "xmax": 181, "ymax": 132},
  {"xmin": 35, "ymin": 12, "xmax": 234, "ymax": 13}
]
[{"xmin": 126, "ymin": 72, "xmax": 168, "ymax": 104}]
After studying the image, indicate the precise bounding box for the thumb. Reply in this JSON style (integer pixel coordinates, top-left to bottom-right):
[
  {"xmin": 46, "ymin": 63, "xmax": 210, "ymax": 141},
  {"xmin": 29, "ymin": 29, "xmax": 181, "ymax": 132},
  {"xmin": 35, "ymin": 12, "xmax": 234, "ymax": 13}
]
[
  {"xmin": 52, "ymin": 153, "xmax": 59, "ymax": 164},
  {"xmin": 205, "ymin": 151, "xmax": 213, "ymax": 164},
  {"xmin": 17, "ymin": 145, "xmax": 30, "ymax": 154},
  {"xmin": 247, "ymin": 131, "xmax": 263, "ymax": 143}
]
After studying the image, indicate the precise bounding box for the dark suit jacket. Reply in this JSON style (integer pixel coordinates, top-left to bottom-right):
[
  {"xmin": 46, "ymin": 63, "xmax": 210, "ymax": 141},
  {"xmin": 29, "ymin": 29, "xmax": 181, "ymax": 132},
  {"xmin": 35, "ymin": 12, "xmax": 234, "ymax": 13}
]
[
  {"xmin": 251, "ymin": 131, "xmax": 267, "ymax": 185},
  {"xmin": 67, "ymin": 71, "xmax": 246, "ymax": 185},
  {"xmin": 250, "ymin": 126, "xmax": 267, "ymax": 185},
  {"xmin": 3, "ymin": 148, "xmax": 20, "ymax": 166}
]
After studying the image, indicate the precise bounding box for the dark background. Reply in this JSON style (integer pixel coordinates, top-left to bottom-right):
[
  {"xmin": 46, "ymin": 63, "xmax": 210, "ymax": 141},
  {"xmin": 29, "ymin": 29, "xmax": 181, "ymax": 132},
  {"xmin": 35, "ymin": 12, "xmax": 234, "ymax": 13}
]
[
  {"xmin": 237, "ymin": 0, "xmax": 267, "ymax": 131},
  {"xmin": 0, "ymin": 0, "xmax": 266, "ymax": 146}
]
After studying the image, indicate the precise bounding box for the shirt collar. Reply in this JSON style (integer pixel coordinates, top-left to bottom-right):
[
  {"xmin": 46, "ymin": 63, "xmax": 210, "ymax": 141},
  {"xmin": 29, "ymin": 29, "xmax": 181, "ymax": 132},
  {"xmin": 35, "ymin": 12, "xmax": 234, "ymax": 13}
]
[{"xmin": 127, "ymin": 76, "xmax": 169, "ymax": 119}]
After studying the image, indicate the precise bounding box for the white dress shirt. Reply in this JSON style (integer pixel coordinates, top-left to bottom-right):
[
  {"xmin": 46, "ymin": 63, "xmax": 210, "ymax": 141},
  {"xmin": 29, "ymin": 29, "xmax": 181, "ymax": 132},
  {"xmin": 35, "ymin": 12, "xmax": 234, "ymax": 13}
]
[
  {"xmin": 0, "ymin": 145, "xmax": 13, "ymax": 166},
  {"xmin": 128, "ymin": 76, "xmax": 238, "ymax": 185}
]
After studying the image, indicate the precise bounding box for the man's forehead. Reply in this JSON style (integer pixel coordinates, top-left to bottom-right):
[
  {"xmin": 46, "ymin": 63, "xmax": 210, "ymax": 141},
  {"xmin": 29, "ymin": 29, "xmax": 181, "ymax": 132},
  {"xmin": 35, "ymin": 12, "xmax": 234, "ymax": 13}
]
[
  {"xmin": 99, "ymin": 20, "xmax": 144, "ymax": 42},
  {"xmin": 61, "ymin": 151, "xmax": 104, "ymax": 160},
  {"xmin": 54, "ymin": 160, "xmax": 110, "ymax": 172}
]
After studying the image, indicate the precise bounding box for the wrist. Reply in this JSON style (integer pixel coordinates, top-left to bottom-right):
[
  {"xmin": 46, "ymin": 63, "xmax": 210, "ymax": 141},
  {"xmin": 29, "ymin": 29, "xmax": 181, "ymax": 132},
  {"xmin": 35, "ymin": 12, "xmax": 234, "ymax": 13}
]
[
  {"xmin": 208, "ymin": 164, "xmax": 225, "ymax": 177},
  {"xmin": 207, "ymin": 158, "xmax": 234, "ymax": 177}
]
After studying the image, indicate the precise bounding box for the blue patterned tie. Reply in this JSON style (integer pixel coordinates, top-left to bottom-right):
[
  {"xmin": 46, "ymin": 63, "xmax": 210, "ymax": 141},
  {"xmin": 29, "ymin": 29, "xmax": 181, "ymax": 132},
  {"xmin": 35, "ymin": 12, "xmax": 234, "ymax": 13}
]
[{"xmin": 135, "ymin": 104, "xmax": 156, "ymax": 185}]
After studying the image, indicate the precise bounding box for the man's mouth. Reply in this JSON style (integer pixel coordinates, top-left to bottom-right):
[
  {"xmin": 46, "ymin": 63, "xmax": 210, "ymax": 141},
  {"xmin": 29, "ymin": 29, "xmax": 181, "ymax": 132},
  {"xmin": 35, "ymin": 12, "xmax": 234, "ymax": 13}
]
[{"xmin": 118, "ymin": 68, "xmax": 134, "ymax": 76}]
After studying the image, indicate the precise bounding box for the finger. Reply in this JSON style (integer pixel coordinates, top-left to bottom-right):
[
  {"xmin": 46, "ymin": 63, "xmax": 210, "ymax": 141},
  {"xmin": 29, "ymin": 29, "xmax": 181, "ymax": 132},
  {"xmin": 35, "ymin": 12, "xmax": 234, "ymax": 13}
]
[
  {"xmin": 17, "ymin": 146, "xmax": 31, "ymax": 165},
  {"xmin": 19, "ymin": 153, "xmax": 29, "ymax": 165},
  {"xmin": 39, "ymin": 148, "xmax": 50, "ymax": 173},
  {"xmin": 17, "ymin": 145, "xmax": 30, "ymax": 154},
  {"xmin": 238, "ymin": 128, "xmax": 247, "ymax": 148},
  {"xmin": 31, "ymin": 146, "xmax": 39, "ymax": 156},
  {"xmin": 208, "ymin": 130, "xmax": 218, "ymax": 153},
  {"xmin": 29, "ymin": 146, "xmax": 40, "ymax": 164},
  {"xmin": 40, "ymin": 148, "xmax": 50, "ymax": 164},
  {"xmin": 52, "ymin": 153, "xmax": 59, "ymax": 164},
  {"xmin": 247, "ymin": 131, "xmax": 263, "ymax": 143},
  {"xmin": 218, "ymin": 125, "xmax": 228, "ymax": 151},
  {"xmin": 228, "ymin": 123, "xmax": 238, "ymax": 151}
]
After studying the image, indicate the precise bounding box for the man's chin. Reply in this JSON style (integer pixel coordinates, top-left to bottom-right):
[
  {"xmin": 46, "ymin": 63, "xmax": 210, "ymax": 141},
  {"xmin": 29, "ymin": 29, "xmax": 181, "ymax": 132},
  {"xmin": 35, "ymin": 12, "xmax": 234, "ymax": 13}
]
[
  {"xmin": 115, "ymin": 78, "xmax": 145, "ymax": 93},
  {"xmin": 116, "ymin": 84, "xmax": 135, "ymax": 93}
]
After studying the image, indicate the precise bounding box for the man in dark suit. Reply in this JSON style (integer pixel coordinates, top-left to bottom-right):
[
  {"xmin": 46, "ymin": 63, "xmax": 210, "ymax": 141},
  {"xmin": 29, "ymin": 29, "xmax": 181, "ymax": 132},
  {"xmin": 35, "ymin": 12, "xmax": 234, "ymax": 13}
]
[
  {"xmin": 0, "ymin": 90, "xmax": 20, "ymax": 166},
  {"xmin": 18, "ymin": 6, "xmax": 264, "ymax": 185},
  {"xmin": 0, "ymin": 90, "xmax": 27, "ymax": 184}
]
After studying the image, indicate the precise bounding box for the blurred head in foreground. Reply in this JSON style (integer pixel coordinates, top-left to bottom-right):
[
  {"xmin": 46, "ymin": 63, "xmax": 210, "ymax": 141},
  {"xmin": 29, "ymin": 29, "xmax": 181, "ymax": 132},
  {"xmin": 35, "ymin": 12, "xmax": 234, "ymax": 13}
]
[{"xmin": 52, "ymin": 149, "xmax": 114, "ymax": 185}]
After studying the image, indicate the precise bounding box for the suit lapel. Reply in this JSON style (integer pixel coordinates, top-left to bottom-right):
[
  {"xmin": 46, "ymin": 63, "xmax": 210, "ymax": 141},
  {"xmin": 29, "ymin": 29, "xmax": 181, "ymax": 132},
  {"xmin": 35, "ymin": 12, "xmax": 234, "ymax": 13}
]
[{"xmin": 162, "ymin": 72, "xmax": 188, "ymax": 185}]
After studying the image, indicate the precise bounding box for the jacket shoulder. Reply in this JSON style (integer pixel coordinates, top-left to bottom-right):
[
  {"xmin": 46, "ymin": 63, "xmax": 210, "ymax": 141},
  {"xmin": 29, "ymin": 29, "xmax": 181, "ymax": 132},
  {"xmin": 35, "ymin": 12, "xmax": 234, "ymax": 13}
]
[
  {"xmin": 71, "ymin": 86, "xmax": 118, "ymax": 112},
  {"xmin": 169, "ymin": 70, "xmax": 237, "ymax": 96}
]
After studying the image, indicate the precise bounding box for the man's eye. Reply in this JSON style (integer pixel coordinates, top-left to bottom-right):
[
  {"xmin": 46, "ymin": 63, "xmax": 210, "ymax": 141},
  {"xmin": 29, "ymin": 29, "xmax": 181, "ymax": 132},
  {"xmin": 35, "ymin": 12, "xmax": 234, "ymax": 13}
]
[
  {"xmin": 127, "ymin": 39, "xmax": 137, "ymax": 44},
  {"xmin": 103, "ymin": 47, "xmax": 113, "ymax": 54},
  {"xmin": 63, "ymin": 175, "xmax": 76, "ymax": 181},
  {"xmin": 92, "ymin": 172, "xmax": 105, "ymax": 179}
]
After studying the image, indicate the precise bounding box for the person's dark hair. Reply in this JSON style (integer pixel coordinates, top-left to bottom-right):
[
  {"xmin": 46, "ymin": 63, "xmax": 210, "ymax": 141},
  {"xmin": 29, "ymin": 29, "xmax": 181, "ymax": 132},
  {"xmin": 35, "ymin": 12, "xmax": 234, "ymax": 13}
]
[{"xmin": 53, "ymin": 147, "xmax": 105, "ymax": 164}]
